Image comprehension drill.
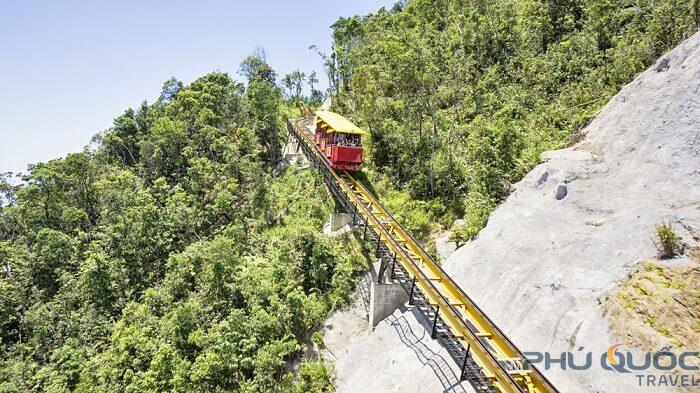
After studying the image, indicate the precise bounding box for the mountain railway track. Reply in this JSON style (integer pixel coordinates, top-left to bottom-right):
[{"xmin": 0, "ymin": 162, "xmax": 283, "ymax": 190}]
[{"xmin": 287, "ymin": 117, "xmax": 558, "ymax": 393}]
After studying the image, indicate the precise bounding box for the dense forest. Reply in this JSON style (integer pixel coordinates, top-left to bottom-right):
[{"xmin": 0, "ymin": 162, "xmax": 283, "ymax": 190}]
[
  {"xmin": 0, "ymin": 55, "xmax": 366, "ymax": 392},
  {"xmin": 326, "ymin": 0, "xmax": 698, "ymax": 242},
  {"xmin": 1, "ymin": 0, "xmax": 698, "ymax": 392}
]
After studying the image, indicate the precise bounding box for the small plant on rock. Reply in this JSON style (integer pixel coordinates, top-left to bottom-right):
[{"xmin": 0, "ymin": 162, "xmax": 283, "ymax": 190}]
[{"xmin": 654, "ymin": 222, "xmax": 683, "ymax": 258}]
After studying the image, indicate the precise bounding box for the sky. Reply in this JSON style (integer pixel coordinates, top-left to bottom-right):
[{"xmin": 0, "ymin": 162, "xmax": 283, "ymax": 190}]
[{"xmin": 0, "ymin": 0, "xmax": 395, "ymax": 176}]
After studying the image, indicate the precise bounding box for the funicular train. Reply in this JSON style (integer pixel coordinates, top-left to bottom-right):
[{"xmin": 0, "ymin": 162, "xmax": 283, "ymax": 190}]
[{"xmin": 309, "ymin": 110, "xmax": 366, "ymax": 171}]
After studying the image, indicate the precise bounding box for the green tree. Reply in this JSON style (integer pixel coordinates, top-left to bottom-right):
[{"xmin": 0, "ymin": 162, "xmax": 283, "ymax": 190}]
[
  {"xmin": 282, "ymin": 70, "xmax": 306, "ymax": 102},
  {"xmin": 159, "ymin": 77, "xmax": 184, "ymax": 103},
  {"xmin": 239, "ymin": 49, "xmax": 277, "ymax": 85},
  {"xmin": 101, "ymin": 109, "xmax": 143, "ymax": 166},
  {"xmin": 245, "ymin": 78, "xmax": 282, "ymax": 166}
]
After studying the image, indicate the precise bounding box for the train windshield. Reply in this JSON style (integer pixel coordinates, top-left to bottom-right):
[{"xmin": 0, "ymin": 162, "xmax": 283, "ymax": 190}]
[{"xmin": 336, "ymin": 133, "xmax": 360, "ymax": 147}]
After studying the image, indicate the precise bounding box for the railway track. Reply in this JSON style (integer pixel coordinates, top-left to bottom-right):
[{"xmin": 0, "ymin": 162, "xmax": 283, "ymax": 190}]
[{"xmin": 287, "ymin": 117, "xmax": 558, "ymax": 393}]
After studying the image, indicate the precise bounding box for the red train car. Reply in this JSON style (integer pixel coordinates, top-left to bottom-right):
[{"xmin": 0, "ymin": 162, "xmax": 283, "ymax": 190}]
[{"xmin": 312, "ymin": 111, "xmax": 366, "ymax": 171}]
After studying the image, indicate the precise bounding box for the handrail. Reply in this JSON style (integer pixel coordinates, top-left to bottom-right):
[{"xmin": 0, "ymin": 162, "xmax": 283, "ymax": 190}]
[
  {"xmin": 342, "ymin": 174, "xmax": 558, "ymax": 393},
  {"xmin": 287, "ymin": 118, "xmax": 558, "ymax": 393}
]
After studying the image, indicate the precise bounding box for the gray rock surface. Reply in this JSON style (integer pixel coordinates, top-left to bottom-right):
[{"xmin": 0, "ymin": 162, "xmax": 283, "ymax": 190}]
[
  {"xmin": 322, "ymin": 32, "xmax": 700, "ymax": 392},
  {"xmin": 444, "ymin": 31, "xmax": 700, "ymax": 392},
  {"xmin": 322, "ymin": 296, "xmax": 472, "ymax": 393}
]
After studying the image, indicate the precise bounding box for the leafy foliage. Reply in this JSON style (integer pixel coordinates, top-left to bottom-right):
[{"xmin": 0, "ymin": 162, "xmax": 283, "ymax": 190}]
[
  {"xmin": 0, "ymin": 59, "xmax": 367, "ymax": 391},
  {"xmin": 327, "ymin": 0, "xmax": 697, "ymax": 242},
  {"xmin": 654, "ymin": 222, "xmax": 683, "ymax": 258}
]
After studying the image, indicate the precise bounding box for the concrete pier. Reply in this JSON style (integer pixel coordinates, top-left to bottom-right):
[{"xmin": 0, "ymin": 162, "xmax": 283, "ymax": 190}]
[
  {"xmin": 368, "ymin": 259, "xmax": 408, "ymax": 330},
  {"xmin": 275, "ymin": 134, "xmax": 310, "ymax": 175},
  {"xmin": 323, "ymin": 212, "xmax": 353, "ymax": 235}
]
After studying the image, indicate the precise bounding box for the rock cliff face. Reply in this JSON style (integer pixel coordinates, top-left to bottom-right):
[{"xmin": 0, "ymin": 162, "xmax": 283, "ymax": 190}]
[
  {"xmin": 443, "ymin": 31, "xmax": 700, "ymax": 392},
  {"xmin": 323, "ymin": 32, "xmax": 700, "ymax": 393}
]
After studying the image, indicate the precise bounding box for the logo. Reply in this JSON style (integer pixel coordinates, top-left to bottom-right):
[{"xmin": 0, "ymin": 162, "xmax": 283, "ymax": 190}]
[
  {"xmin": 523, "ymin": 343, "xmax": 699, "ymax": 387},
  {"xmin": 607, "ymin": 343, "xmax": 623, "ymax": 366}
]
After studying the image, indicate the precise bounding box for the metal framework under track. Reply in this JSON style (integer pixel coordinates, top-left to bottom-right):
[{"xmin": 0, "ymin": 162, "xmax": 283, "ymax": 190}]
[{"xmin": 287, "ymin": 118, "xmax": 558, "ymax": 393}]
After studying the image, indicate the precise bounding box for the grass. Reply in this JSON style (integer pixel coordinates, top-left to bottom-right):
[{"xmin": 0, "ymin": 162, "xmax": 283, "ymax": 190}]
[
  {"xmin": 605, "ymin": 259, "xmax": 699, "ymax": 351},
  {"xmin": 654, "ymin": 222, "xmax": 684, "ymax": 258}
]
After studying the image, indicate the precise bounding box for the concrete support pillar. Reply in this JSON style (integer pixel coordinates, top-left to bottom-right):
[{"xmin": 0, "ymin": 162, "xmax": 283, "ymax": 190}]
[
  {"xmin": 368, "ymin": 259, "xmax": 408, "ymax": 330},
  {"xmin": 325, "ymin": 212, "xmax": 352, "ymax": 233},
  {"xmin": 280, "ymin": 135, "xmax": 309, "ymax": 169}
]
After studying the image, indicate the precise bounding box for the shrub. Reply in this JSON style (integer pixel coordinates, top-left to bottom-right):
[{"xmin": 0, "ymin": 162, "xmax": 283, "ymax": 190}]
[
  {"xmin": 311, "ymin": 331, "xmax": 326, "ymax": 353},
  {"xmin": 450, "ymin": 191, "xmax": 495, "ymax": 245},
  {"xmin": 654, "ymin": 222, "xmax": 683, "ymax": 258},
  {"xmin": 294, "ymin": 360, "xmax": 333, "ymax": 393}
]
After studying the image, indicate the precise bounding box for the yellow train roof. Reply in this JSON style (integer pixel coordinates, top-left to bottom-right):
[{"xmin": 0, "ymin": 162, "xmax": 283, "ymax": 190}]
[{"xmin": 315, "ymin": 110, "xmax": 366, "ymax": 135}]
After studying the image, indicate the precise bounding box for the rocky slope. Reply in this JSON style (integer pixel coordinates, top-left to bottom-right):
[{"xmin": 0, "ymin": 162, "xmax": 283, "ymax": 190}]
[
  {"xmin": 443, "ymin": 31, "xmax": 700, "ymax": 392},
  {"xmin": 322, "ymin": 32, "xmax": 700, "ymax": 392}
]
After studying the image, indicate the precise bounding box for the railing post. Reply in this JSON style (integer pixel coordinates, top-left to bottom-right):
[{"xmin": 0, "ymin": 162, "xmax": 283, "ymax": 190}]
[
  {"xmin": 408, "ymin": 278, "xmax": 416, "ymax": 305},
  {"xmin": 375, "ymin": 233, "xmax": 382, "ymax": 257},
  {"xmin": 363, "ymin": 219, "xmax": 368, "ymax": 239},
  {"xmin": 390, "ymin": 253, "xmax": 396, "ymax": 280},
  {"xmin": 431, "ymin": 306, "xmax": 440, "ymax": 338},
  {"xmin": 377, "ymin": 259, "xmax": 386, "ymax": 284},
  {"xmin": 460, "ymin": 344, "xmax": 471, "ymax": 381}
]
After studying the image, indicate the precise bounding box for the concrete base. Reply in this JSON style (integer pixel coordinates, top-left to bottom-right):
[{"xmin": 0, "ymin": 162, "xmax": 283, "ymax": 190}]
[
  {"xmin": 329, "ymin": 212, "xmax": 352, "ymax": 232},
  {"xmin": 368, "ymin": 259, "xmax": 408, "ymax": 330},
  {"xmin": 322, "ymin": 212, "xmax": 353, "ymax": 235},
  {"xmin": 274, "ymin": 134, "xmax": 310, "ymax": 175}
]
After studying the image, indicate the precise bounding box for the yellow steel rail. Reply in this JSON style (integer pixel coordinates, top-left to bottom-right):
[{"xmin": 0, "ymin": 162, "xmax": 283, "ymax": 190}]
[{"xmin": 289, "ymin": 119, "xmax": 557, "ymax": 393}]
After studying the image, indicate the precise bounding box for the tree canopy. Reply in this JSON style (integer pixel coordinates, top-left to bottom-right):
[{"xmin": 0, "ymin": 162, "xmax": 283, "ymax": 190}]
[
  {"xmin": 0, "ymin": 59, "xmax": 365, "ymax": 392},
  {"xmin": 326, "ymin": 0, "xmax": 697, "ymax": 242}
]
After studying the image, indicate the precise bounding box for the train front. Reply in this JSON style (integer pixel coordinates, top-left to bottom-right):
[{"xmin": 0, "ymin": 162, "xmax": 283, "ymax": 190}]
[{"xmin": 312, "ymin": 110, "xmax": 366, "ymax": 172}]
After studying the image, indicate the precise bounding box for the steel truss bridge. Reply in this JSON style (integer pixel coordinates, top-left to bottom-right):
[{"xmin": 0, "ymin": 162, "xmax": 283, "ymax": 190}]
[{"xmin": 287, "ymin": 117, "xmax": 558, "ymax": 393}]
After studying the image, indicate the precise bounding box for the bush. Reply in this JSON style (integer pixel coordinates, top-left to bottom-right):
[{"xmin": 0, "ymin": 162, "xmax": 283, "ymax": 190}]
[
  {"xmin": 450, "ymin": 191, "xmax": 495, "ymax": 244},
  {"xmin": 654, "ymin": 222, "xmax": 683, "ymax": 258},
  {"xmin": 294, "ymin": 360, "xmax": 333, "ymax": 393}
]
